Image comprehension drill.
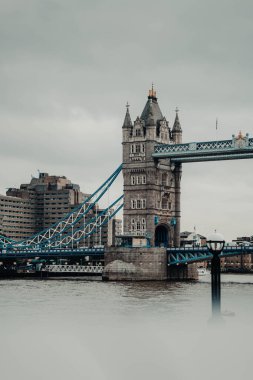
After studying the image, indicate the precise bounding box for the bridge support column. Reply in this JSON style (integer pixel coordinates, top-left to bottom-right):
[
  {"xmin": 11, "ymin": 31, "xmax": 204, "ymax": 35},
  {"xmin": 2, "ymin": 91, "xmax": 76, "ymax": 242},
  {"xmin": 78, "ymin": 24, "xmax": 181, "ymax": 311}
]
[
  {"xmin": 167, "ymin": 263, "xmax": 198, "ymax": 281},
  {"xmin": 103, "ymin": 247, "xmax": 198, "ymax": 281},
  {"xmin": 174, "ymin": 163, "xmax": 182, "ymax": 247},
  {"xmin": 103, "ymin": 247, "xmax": 168, "ymax": 281}
]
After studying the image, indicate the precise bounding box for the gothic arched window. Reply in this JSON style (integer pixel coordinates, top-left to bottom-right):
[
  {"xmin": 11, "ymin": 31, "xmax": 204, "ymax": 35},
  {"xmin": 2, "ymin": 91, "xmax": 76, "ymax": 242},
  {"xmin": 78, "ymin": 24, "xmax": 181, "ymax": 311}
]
[
  {"xmin": 162, "ymin": 173, "xmax": 168, "ymax": 186},
  {"xmin": 162, "ymin": 197, "xmax": 168, "ymax": 209}
]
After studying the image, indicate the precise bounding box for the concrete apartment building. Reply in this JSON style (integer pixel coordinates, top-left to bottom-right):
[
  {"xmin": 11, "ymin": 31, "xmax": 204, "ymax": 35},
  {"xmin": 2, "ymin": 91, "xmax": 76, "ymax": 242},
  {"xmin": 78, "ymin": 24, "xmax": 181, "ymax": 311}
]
[
  {"xmin": 0, "ymin": 172, "xmax": 119, "ymax": 247},
  {"xmin": 0, "ymin": 194, "xmax": 36, "ymax": 240}
]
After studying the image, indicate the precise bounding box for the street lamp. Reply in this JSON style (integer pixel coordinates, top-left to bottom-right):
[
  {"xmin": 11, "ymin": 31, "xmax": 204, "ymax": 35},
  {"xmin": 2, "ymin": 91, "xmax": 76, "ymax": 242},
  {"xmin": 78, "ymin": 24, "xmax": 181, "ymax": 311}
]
[{"xmin": 206, "ymin": 232, "xmax": 225, "ymax": 316}]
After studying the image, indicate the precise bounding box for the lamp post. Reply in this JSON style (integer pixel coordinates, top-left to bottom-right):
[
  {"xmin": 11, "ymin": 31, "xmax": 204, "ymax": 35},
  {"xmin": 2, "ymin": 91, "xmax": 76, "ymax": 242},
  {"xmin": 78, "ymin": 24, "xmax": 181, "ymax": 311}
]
[{"xmin": 206, "ymin": 232, "xmax": 225, "ymax": 316}]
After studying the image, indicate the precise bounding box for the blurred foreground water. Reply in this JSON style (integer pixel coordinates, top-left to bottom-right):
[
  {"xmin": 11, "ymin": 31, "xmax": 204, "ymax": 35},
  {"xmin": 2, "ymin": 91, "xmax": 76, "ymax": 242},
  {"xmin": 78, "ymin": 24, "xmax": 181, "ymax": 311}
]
[{"xmin": 0, "ymin": 273, "xmax": 252, "ymax": 380}]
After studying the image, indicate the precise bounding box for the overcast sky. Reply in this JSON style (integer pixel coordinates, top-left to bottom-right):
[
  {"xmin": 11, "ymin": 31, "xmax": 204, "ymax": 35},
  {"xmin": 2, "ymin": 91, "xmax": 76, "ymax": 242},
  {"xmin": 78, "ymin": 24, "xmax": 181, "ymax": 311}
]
[{"xmin": 1, "ymin": 0, "xmax": 253, "ymax": 241}]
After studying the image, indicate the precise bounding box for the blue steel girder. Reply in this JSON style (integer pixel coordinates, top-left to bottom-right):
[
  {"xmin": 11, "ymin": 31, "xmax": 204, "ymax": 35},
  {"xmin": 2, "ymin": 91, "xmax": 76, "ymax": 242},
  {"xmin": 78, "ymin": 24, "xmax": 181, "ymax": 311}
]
[
  {"xmin": 167, "ymin": 246, "xmax": 253, "ymax": 265},
  {"xmin": 153, "ymin": 135, "xmax": 253, "ymax": 163},
  {"xmin": 0, "ymin": 247, "xmax": 105, "ymax": 260}
]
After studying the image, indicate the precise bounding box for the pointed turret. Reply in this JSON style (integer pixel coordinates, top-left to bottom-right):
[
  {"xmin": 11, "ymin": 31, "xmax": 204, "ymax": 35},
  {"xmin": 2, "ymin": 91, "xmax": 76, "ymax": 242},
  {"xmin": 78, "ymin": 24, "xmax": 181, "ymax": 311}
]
[
  {"xmin": 141, "ymin": 86, "xmax": 163, "ymax": 125},
  {"xmin": 146, "ymin": 99, "xmax": 155, "ymax": 126},
  {"xmin": 172, "ymin": 107, "xmax": 182, "ymax": 144},
  {"xmin": 122, "ymin": 102, "xmax": 132, "ymax": 128}
]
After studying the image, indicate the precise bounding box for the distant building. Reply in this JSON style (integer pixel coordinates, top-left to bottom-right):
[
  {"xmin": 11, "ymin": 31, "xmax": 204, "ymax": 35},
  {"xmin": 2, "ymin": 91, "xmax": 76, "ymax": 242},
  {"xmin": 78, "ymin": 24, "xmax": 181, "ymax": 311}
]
[
  {"xmin": 220, "ymin": 254, "xmax": 252, "ymax": 271},
  {"xmin": 180, "ymin": 231, "xmax": 207, "ymax": 269},
  {"xmin": 0, "ymin": 172, "xmax": 121, "ymax": 247},
  {"xmin": 221, "ymin": 235, "xmax": 253, "ymax": 271},
  {"xmin": 0, "ymin": 194, "xmax": 36, "ymax": 240},
  {"xmin": 180, "ymin": 231, "xmax": 206, "ymax": 247}
]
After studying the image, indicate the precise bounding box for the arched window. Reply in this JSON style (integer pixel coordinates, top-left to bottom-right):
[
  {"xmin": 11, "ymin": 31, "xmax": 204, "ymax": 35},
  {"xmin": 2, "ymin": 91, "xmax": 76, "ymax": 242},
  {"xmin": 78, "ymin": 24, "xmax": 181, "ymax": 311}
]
[
  {"xmin": 162, "ymin": 173, "xmax": 168, "ymax": 186},
  {"xmin": 131, "ymin": 200, "xmax": 137, "ymax": 209},
  {"xmin": 162, "ymin": 197, "xmax": 168, "ymax": 209},
  {"xmin": 135, "ymin": 128, "xmax": 141, "ymax": 137}
]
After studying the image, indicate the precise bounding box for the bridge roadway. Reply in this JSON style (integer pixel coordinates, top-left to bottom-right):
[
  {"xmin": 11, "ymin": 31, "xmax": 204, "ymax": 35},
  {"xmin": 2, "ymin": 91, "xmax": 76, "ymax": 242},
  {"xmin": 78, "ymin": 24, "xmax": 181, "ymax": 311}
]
[
  {"xmin": 153, "ymin": 134, "xmax": 253, "ymax": 163},
  {"xmin": 167, "ymin": 246, "xmax": 253, "ymax": 265},
  {"xmin": 0, "ymin": 247, "xmax": 105, "ymax": 260},
  {"xmin": 0, "ymin": 246, "xmax": 252, "ymax": 265}
]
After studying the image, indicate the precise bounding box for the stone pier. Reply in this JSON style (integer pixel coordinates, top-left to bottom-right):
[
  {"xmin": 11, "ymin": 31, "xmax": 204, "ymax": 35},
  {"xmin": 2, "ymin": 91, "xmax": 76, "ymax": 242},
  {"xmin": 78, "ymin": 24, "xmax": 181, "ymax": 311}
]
[{"xmin": 103, "ymin": 247, "xmax": 198, "ymax": 281}]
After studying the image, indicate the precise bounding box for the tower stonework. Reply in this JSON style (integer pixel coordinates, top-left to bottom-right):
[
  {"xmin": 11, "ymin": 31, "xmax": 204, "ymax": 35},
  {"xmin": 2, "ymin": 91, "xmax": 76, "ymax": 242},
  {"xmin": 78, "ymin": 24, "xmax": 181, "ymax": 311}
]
[{"xmin": 122, "ymin": 89, "xmax": 182, "ymax": 247}]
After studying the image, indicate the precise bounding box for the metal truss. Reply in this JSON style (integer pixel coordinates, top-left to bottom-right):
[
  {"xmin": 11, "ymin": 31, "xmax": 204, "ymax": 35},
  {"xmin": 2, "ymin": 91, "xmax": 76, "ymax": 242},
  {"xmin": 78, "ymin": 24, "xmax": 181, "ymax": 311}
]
[
  {"xmin": 153, "ymin": 135, "xmax": 253, "ymax": 163},
  {"xmin": 168, "ymin": 246, "xmax": 253, "ymax": 265},
  {"xmin": 3, "ymin": 195, "xmax": 123, "ymax": 251},
  {"xmin": 0, "ymin": 236, "xmax": 16, "ymax": 247},
  {"xmin": 45, "ymin": 264, "xmax": 103, "ymax": 274},
  {"xmin": 39, "ymin": 195, "xmax": 124, "ymax": 249},
  {"xmin": 0, "ymin": 165, "xmax": 123, "ymax": 250}
]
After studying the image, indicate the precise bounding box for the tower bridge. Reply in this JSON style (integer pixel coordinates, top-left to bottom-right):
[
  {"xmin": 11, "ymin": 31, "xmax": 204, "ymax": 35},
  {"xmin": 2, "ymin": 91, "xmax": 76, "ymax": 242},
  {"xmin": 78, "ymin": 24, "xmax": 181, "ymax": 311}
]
[{"xmin": 1, "ymin": 87, "xmax": 253, "ymax": 279}]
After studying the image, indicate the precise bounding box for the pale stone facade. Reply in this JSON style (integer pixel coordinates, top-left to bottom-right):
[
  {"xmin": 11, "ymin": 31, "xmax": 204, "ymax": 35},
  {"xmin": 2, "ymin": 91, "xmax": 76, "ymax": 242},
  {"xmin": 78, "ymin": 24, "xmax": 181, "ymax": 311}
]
[{"xmin": 122, "ymin": 88, "xmax": 182, "ymax": 247}]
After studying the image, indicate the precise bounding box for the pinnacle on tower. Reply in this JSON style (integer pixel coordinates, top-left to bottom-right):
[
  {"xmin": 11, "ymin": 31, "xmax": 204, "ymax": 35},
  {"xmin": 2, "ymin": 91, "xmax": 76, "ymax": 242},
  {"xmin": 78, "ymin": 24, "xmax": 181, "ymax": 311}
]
[
  {"xmin": 172, "ymin": 107, "xmax": 182, "ymax": 133},
  {"xmin": 122, "ymin": 102, "xmax": 132, "ymax": 128},
  {"xmin": 148, "ymin": 83, "xmax": 157, "ymax": 100}
]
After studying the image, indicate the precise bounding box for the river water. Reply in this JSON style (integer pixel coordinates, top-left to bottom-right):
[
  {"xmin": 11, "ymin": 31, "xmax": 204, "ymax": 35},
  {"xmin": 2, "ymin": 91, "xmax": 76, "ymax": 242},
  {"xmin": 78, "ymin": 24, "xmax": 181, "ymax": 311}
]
[{"xmin": 0, "ymin": 274, "xmax": 252, "ymax": 380}]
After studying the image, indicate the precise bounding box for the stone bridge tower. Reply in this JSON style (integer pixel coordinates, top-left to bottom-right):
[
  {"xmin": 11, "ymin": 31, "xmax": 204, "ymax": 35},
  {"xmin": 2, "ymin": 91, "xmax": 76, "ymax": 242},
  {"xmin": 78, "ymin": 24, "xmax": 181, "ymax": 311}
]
[{"xmin": 122, "ymin": 88, "xmax": 182, "ymax": 247}]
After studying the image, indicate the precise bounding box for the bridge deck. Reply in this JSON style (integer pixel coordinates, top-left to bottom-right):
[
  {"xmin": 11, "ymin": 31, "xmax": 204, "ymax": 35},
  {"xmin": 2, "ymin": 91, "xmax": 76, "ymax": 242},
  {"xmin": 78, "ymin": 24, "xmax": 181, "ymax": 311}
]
[
  {"xmin": 0, "ymin": 247, "xmax": 104, "ymax": 259},
  {"xmin": 167, "ymin": 246, "xmax": 253, "ymax": 265},
  {"xmin": 1, "ymin": 246, "xmax": 252, "ymax": 264},
  {"xmin": 153, "ymin": 135, "xmax": 253, "ymax": 163}
]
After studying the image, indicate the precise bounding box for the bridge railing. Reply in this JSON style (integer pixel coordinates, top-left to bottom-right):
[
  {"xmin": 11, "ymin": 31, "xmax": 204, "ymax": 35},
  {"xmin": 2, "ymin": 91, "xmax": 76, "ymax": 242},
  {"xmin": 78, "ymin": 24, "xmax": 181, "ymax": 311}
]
[{"xmin": 153, "ymin": 136, "xmax": 253, "ymax": 162}]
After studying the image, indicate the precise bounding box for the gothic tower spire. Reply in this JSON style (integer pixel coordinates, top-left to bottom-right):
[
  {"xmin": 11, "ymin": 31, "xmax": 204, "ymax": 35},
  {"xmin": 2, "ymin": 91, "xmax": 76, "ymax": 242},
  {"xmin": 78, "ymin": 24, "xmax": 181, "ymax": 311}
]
[
  {"xmin": 122, "ymin": 102, "xmax": 132, "ymax": 128},
  {"xmin": 172, "ymin": 107, "xmax": 182, "ymax": 144}
]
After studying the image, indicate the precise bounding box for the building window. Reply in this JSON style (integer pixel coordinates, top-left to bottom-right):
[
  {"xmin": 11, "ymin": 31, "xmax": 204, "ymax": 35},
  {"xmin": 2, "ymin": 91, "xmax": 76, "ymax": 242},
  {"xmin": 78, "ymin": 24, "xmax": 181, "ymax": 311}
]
[
  {"xmin": 131, "ymin": 200, "xmax": 137, "ymax": 209},
  {"xmin": 130, "ymin": 174, "xmax": 146, "ymax": 185},
  {"xmin": 135, "ymin": 128, "xmax": 141, "ymax": 137},
  {"xmin": 131, "ymin": 218, "xmax": 135, "ymax": 231},
  {"xmin": 135, "ymin": 144, "xmax": 141, "ymax": 153},
  {"xmin": 131, "ymin": 199, "xmax": 146, "ymax": 209},
  {"xmin": 162, "ymin": 197, "xmax": 168, "ymax": 209},
  {"xmin": 162, "ymin": 173, "xmax": 168, "ymax": 186}
]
